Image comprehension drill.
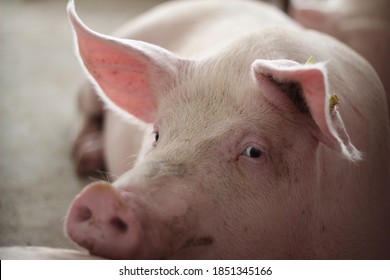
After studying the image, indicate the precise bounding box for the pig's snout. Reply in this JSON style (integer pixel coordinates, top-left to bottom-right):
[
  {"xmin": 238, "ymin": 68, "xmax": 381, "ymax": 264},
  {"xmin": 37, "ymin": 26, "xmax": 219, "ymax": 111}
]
[{"xmin": 65, "ymin": 182, "xmax": 141, "ymax": 259}]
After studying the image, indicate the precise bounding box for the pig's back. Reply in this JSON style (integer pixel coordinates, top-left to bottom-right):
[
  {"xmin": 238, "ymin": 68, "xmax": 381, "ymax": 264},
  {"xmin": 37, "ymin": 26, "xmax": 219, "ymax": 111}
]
[{"xmin": 113, "ymin": 0, "xmax": 299, "ymax": 58}]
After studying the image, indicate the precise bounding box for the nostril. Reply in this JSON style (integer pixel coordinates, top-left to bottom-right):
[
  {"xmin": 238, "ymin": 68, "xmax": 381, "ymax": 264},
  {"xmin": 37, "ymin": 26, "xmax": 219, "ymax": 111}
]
[
  {"xmin": 110, "ymin": 216, "xmax": 128, "ymax": 233},
  {"xmin": 75, "ymin": 206, "xmax": 92, "ymax": 222}
]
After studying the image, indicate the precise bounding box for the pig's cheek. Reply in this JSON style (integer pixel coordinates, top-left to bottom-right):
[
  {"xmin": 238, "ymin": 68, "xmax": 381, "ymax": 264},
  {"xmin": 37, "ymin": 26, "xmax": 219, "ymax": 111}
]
[
  {"xmin": 233, "ymin": 156, "xmax": 277, "ymax": 191},
  {"xmin": 237, "ymin": 154, "xmax": 267, "ymax": 174}
]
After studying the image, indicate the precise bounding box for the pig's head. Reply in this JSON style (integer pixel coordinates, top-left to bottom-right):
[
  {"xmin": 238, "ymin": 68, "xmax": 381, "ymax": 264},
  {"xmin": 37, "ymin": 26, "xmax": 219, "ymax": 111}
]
[{"xmin": 65, "ymin": 1, "xmax": 362, "ymax": 259}]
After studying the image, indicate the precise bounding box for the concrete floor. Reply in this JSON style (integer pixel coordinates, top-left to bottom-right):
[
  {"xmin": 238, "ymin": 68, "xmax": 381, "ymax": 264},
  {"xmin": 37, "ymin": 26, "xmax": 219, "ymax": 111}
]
[{"xmin": 0, "ymin": 0, "xmax": 163, "ymax": 250}]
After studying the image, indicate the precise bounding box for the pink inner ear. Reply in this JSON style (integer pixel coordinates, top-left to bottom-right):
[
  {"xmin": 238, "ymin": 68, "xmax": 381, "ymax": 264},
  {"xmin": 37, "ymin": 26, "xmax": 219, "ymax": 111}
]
[
  {"xmin": 67, "ymin": 1, "xmax": 182, "ymax": 123},
  {"xmin": 286, "ymin": 67, "xmax": 331, "ymax": 142},
  {"xmin": 252, "ymin": 59, "xmax": 362, "ymax": 162},
  {"xmin": 78, "ymin": 35, "xmax": 156, "ymax": 122}
]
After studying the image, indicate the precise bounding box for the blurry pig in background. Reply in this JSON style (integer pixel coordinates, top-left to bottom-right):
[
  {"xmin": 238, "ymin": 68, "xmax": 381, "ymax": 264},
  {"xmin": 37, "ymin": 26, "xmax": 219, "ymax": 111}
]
[
  {"xmin": 290, "ymin": 0, "xmax": 390, "ymax": 117},
  {"xmin": 67, "ymin": 0, "xmax": 390, "ymax": 259}
]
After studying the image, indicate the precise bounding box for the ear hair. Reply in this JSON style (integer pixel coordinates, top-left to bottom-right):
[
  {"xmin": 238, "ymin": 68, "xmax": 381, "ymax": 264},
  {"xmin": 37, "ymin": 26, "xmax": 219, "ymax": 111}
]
[
  {"xmin": 252, "ymin": 58, "xmax": 362, "ymax": 162},
  {"xmin": 265, "ymin": 75, "xmax": 309, "ymax": 115}
]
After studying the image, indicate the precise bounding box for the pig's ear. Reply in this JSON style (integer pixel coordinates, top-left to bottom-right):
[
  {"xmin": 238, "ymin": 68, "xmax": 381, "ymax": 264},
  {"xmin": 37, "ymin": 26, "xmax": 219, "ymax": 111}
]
[
  {"xmin": 252, "ymin": 59, "xmax": 362, "ymax": 162},
  {"xmin": 67, "ymin": 1, "xmax": 186, "ymax": 123}
]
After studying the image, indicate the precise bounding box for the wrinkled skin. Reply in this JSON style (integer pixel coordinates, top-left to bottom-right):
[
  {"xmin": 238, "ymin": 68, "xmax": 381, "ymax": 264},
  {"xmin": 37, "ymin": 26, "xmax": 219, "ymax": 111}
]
[
  {"xmin": 290, "ymin": 0, "xmax": 390, "ymax": 119},
  {"xmin": 67, "ymin": 0, "xmax": 390, "ymax": 259}
]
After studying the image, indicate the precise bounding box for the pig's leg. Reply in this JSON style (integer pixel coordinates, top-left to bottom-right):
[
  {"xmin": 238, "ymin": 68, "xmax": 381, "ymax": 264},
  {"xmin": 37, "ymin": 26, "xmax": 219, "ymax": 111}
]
[
  {"xmin": 72, "ymin": 81, "xmax": 149, "ymax": 179},
  {"xmin": 72, "ymin": 81, "xmax": 105, "ymax": 177}
]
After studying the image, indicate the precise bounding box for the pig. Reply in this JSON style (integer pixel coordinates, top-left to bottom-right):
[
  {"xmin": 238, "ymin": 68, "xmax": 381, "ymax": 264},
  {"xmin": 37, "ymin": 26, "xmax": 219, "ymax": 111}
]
[
  {"xmin": 290, "ymin": 0, "xmax": 390, "ymax": 118},
  {"xmin": 66, "ymin": 0, "xmax": 390, "ymax": 259}
]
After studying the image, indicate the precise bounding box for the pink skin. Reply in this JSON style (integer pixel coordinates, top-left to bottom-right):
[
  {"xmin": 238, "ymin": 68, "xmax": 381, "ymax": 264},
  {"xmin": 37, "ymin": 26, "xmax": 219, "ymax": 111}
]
[
  {"xmin": 66, "ymin": 182, "xmax": 141, "ymax": 259},
  {"xmin": 66, "ymin": 0, "xmax": 390, "ymax": 259},
  {"xmin": 290, "ymin": 0, "xmax": 390, "ymax": 119}
]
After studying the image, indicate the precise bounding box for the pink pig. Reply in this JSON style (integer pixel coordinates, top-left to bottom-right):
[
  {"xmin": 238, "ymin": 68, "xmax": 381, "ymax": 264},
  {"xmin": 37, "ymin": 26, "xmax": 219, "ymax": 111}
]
[{"xmin": 66, "ymin": 0, "xmax": 390, "ymax": 259}]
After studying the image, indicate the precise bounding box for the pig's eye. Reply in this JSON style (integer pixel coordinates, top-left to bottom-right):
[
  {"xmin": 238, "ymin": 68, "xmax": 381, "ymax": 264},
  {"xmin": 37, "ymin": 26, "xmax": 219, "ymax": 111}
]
[
  {"xmin": 243, "ymin": 146, "xmax": 263, "ymax": 158},
  {"xmin": 152, "ymin": 129, "xmax": 160, "ymax": 147},
  {"xmin": 155, "ymin": 131, "xmax": 160, "ymax": 142}
]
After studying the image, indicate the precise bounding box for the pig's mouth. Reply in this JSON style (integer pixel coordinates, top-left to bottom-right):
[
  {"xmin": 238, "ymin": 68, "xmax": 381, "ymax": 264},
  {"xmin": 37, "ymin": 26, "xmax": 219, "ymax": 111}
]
[{"xmin": 181, "ymin": 236, "xmax": 214, "ymax": 249}]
